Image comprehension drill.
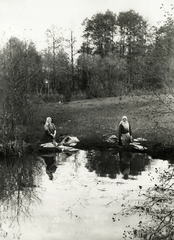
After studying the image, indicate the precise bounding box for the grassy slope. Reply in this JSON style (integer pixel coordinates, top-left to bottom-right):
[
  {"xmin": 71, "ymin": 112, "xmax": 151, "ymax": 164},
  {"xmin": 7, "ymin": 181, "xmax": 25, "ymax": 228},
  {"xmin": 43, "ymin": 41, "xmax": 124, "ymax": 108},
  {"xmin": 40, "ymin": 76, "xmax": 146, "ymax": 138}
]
[{"xmin": 37, "ymin": 95, "xmax": 174, "ymax": 158}]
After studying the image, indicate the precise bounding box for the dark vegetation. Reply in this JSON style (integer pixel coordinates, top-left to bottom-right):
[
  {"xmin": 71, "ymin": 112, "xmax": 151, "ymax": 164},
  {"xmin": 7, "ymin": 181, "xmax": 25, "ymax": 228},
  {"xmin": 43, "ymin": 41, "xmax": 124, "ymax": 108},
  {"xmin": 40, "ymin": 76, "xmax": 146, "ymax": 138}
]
[
  {"xmin": 0, "ymin": 4, "xmax": 173, "ymax": 157},
  {"xmin": 116, "ymin": 163, "xmax": 174, "ymax": 240}
]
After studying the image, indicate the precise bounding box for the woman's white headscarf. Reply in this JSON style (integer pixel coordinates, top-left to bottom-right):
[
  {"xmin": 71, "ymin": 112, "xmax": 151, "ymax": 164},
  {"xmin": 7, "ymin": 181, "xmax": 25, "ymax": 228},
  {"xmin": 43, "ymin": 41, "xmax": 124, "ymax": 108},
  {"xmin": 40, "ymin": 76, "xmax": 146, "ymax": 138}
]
[
  {"xmin": 120, "ymin": 116, "xmax": 129, "ymax": 130},
  {"xmin": 122, "ymin": 116, "xmax": 127, "ymax": 121},
  {"xmin": 44, "ymin": 117, "xmax": 52, "ymax": 130}
]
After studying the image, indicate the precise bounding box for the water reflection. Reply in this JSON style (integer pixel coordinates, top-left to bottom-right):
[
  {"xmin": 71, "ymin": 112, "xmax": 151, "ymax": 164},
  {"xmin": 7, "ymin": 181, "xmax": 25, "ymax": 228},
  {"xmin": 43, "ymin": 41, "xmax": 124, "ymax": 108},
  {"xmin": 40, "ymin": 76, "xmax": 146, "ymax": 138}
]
[
  {"xmin": 86, "ymin": 150, "xmax": 150, "ymax": 179},
  {"xmin": 39, "ymin": 150, "xmax": 150, "ymax": 181},
  {"xmin": 41, "ymin": 153, "xmax": 58, "ymax": 180},
  {"xmin": 0, "ymin": 155, "xmax": 44, "ymax": 239},
  {"xmin": 0, "ymin": 150, "xmax": 169, "ymax": 240},
  {"xmin": 40, "ymin": 152, "xmax": 78, "ymax": 180},
  {"xmin": 119, "ymin": 151, "xmax": 132, "ymax": 179},
  {"xmin": 86, "ymin": 150, "xmax": 120, "ymax": 179}
]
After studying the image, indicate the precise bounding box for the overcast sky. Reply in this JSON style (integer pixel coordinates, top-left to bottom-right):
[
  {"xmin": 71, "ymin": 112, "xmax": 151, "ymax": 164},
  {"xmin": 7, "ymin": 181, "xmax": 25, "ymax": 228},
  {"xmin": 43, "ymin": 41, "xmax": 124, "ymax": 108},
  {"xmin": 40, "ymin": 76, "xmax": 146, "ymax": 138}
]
[{"xmin": 0, "ymin": 0, "xmax": 173, "ymax": 51}]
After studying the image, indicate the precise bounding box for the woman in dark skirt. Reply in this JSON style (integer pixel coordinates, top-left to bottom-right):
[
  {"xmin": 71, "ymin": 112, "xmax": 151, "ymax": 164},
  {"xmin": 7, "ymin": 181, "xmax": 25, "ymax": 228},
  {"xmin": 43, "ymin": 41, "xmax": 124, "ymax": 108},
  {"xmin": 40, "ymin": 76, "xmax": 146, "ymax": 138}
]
[
  {"xmin": 118, "ymin": 116, "xmax": 133, "ymax": 145},
  {"xmin": 43, "ymin": 117, "xmax": 57, "ymax": 143}
]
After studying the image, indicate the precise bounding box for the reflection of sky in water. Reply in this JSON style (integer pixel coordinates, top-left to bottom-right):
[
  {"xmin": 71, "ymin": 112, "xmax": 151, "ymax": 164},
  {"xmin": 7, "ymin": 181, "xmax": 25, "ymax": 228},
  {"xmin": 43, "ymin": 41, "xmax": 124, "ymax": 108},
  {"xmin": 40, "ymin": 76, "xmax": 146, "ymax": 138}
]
[{"xmin": 0, "ymin": 151, "xmax": 172, "ymax": 240}]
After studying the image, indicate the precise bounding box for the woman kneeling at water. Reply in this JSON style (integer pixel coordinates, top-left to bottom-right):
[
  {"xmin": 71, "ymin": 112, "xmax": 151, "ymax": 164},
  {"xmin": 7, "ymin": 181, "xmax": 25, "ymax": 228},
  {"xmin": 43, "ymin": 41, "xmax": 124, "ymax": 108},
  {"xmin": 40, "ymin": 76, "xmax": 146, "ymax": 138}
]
[
  {"xmin": 44, "ymin": 117, "xmax": 57, "ymax": 143},
  {"xmin": 118, "ymin": 116, "xmax": 133, "ymax": 146}
]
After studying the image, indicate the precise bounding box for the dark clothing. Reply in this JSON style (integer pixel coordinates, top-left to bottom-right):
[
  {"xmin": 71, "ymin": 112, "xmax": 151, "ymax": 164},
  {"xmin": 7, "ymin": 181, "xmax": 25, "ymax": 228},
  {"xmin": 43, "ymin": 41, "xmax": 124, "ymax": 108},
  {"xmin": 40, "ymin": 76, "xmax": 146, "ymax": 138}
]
[
  {"xmin": 119, "ymin": 123, "xmax": 132, "ymax": 135},
  {"xmin": 118, "ymin": 122, "xmax": 132, "ymax": 145},
  {"xmin": 43, "ymin": 123, "xmax": 56, "ymax": 143},
  {"xmin": 46, "ymin": 123, "xmax": 56, "ymax": 135},
  {"xmin": 43, "ymin": 133, "xmax": 54, "ymax": 143}
]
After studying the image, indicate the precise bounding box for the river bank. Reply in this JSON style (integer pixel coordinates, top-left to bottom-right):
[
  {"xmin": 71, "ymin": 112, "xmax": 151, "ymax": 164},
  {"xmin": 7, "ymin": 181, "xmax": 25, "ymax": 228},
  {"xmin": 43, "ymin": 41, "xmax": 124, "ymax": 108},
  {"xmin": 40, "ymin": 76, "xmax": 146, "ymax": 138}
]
[{"xmin": 35, "ymin": 95, "xmax": 174, "ymax": 160}]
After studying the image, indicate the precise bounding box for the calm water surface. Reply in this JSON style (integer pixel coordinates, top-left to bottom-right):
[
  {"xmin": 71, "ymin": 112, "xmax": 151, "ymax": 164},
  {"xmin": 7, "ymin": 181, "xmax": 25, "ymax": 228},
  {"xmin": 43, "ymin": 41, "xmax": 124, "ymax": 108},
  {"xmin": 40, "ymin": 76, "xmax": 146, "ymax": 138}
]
[{"xmin": 0, "ymin": 150, "xmax": 172, "ymax": 240}]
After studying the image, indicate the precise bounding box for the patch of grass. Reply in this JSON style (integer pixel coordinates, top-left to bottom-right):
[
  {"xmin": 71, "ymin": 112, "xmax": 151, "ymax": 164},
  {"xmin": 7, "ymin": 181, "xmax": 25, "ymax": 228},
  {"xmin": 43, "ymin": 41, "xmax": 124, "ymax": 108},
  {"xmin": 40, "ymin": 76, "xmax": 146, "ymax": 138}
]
[{"xmin": 35, "ymin": 95, "xmax": 174, "ymax": 153}]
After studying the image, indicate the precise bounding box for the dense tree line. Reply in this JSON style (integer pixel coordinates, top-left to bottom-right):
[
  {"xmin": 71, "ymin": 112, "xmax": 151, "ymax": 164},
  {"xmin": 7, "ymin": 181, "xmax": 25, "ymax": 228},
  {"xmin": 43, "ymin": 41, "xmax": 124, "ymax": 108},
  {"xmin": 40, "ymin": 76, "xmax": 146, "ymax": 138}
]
[
  {"xmin": 78, "ymin": 9, "xmax": 174, "ymax": 97},
  {"xmin": 1, "ymin": 8, "xmax": 172, "ymax": 101},
  {"xmin": 0, "ymin": 7, "xmax": 173, "ymax": 147}
]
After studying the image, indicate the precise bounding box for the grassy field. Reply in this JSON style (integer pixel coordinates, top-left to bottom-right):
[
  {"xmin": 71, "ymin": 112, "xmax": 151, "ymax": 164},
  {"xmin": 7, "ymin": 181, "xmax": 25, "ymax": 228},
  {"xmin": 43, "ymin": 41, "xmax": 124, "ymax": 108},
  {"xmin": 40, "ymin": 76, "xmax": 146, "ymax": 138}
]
[{"xmin": 36, "ymin": 94, "xmax": 174, "ymax": 158}]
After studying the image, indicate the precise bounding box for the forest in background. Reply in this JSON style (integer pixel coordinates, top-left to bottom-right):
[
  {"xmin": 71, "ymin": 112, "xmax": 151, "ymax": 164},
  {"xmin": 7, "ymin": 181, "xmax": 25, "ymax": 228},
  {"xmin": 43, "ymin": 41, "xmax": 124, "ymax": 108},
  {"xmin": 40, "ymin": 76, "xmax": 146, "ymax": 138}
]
[
  {"xmin": 0, "ymin": 6, "xmax": 174, "ymax": 151},
  {"xmin": 0, "ymin": 6, "xmax": 173, "ymax": 239}
]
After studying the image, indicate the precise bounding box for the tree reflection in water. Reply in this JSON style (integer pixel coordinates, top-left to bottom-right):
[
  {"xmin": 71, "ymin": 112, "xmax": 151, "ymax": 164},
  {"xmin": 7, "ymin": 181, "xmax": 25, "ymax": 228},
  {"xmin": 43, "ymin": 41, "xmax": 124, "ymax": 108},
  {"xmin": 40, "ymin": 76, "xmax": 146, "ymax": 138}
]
[
  {"xmin": 0, "ymin": 149, "xmax": 154, "ymax": 239},
  {"xmin": 86, "ymin": 150, "xmax": 120, "ymax": 179},
  {"xmin": 0, "ymin": 155, "xmax": 44, "ymax": 239},
  {"xmin": 86, "ymin": 150, "xmax": 150, "ymax": 179}
]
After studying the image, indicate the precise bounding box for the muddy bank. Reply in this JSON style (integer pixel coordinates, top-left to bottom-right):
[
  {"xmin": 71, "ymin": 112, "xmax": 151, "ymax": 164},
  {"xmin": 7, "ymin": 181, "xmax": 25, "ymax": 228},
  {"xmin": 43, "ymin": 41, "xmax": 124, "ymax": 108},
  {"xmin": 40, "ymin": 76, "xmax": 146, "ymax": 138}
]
[
  {"xmin": 5, "ymin": 132, "xmax": 172, "ymax": 160},
  {"xmin": 33, "ymin": 134, "xmax": 174, "ymax": 161}
]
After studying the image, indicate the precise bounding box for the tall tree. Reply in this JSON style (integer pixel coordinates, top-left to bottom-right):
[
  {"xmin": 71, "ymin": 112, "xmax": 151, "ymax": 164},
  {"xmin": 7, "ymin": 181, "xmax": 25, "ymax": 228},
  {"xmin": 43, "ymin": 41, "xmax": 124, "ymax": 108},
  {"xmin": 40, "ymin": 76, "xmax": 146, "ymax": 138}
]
[
  {"xmin": 45, "ymin": 25, "xmax": 64, "ymax": 92},
  {"xmin": 0, "ymin": 37, "xmax": 41, "ymax": 141},
  {"xmin": 65, "ymin": 27, "xmax": 77, "ymax": 92},
  {"xmin": 116, "ymin": 10, "xmax": 148, "ymax": 89},
  {"xmin": 81, "ymin": 10, "xmax": 117, "ymax": 57}
]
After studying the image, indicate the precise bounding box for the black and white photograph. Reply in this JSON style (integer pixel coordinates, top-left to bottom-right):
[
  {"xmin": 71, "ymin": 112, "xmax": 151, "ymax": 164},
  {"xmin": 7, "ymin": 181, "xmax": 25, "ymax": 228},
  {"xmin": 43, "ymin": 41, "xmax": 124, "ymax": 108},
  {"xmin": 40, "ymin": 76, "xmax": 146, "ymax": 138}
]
[{"xmin": 0, "ymin": 0, "xmax": 174, "ymax": 239}]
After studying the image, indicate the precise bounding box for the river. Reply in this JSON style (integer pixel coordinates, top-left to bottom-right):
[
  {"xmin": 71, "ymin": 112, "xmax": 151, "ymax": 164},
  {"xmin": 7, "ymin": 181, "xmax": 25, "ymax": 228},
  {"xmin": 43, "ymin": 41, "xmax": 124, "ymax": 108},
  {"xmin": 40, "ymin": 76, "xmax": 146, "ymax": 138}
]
[{"xmin": 0, "ymin": 149, "xmax": 172, "ymax": 240}]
